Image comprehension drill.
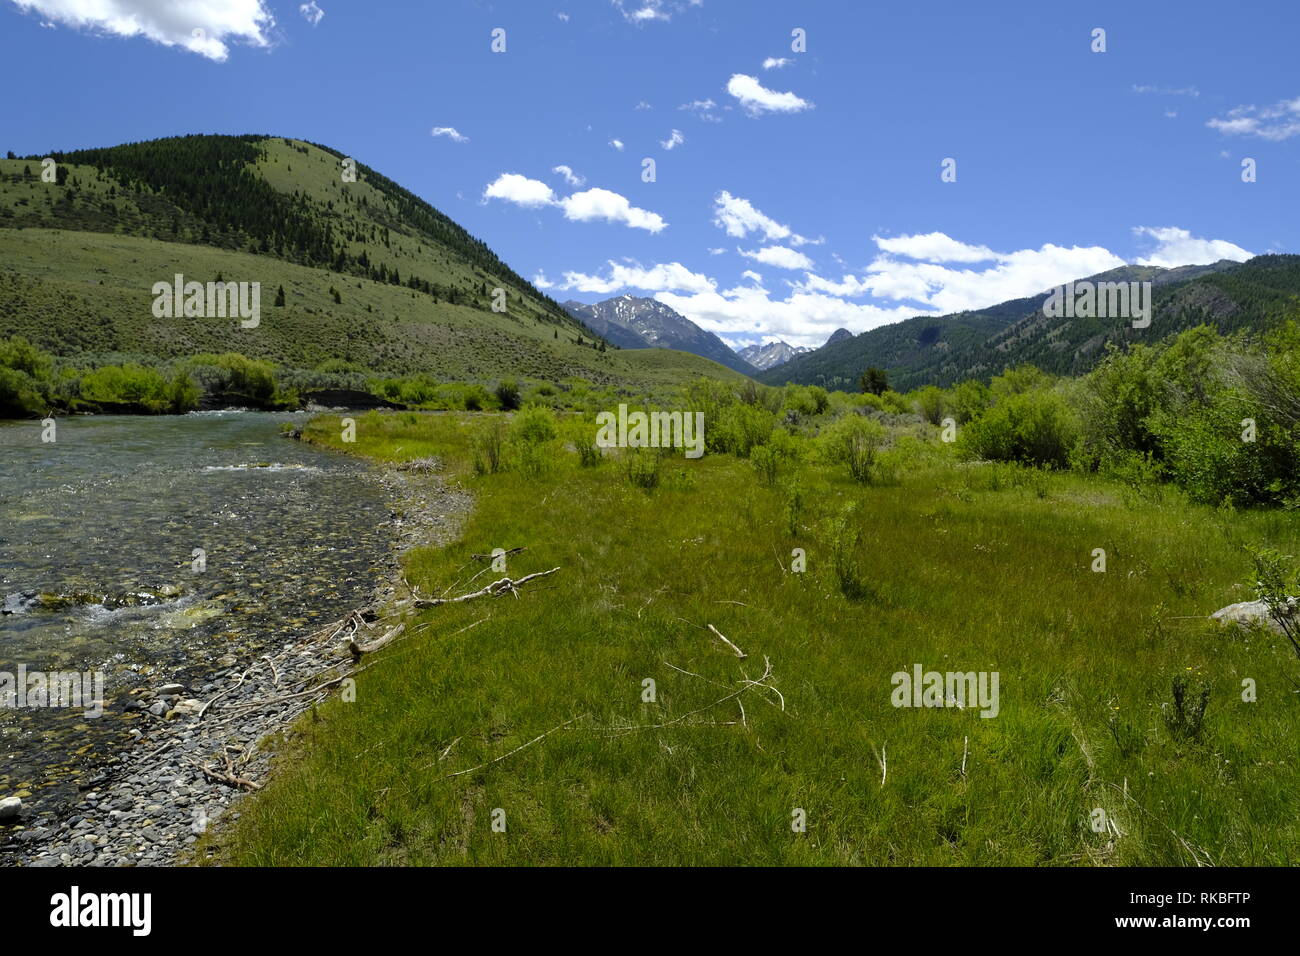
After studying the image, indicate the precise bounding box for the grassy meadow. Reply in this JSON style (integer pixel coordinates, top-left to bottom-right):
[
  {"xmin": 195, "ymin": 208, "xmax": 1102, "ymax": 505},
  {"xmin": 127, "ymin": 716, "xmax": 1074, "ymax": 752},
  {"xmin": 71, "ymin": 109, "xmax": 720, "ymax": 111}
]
[{"xmin": 216, "ymin": 405, "xmax": 1300, "ymax": 866}]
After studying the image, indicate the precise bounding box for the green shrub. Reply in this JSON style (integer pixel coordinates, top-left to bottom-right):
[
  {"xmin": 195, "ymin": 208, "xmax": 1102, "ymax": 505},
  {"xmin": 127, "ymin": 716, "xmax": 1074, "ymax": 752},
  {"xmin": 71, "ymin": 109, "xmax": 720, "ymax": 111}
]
[
  {"xmin": 959, "ymin": 388, "xmax": 1080, "ymax": 468},
  {"xmin": 819, "ymin": 413, "xmax": 888, "ymax": 483},
  {"xmin": 473, "ymin": 419, "xmax": 508, "ymax": 475},
  {"xmin": 495, "ymin": 378, "xmax": 522, "ymax": 411},
  {"xmin": 511, "ymin": 406, "xmax": 558, "ymax": 445},
  {"xmin": 913, "ymin": 385, "xmax": 946, "ymax": 425},
  {"xmin": 624, "ymin": 447, "xmax": 661, "ymax": 490},
  {"xmin": 826, "ymin": 502, "xmax": 867, "ymax": 599},
  {"xmin": 751, "ymin": 444, "xmax": 779, "ymax": 485}
]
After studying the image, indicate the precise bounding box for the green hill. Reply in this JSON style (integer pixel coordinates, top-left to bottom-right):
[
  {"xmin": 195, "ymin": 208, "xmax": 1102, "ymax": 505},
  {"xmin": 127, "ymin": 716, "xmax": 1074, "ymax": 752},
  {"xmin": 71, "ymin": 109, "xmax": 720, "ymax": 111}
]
[
  {"xmin": 758, "ymin": 256, "xmax": 1300, "ymax": 391},
  {"xmin": 0, "ymin": 135, "xmax": 745, "ymax": 392}
]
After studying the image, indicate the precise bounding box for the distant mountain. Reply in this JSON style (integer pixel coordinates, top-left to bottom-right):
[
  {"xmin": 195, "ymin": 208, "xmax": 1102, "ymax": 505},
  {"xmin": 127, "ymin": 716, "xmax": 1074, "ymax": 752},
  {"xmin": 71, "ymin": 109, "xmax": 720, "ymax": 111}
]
[
  {"xmin": 756, "ymin": 257, "xmax": 1300, "ymax": 391},
  {"xmin": 563, "ymin": 295, "xmax": 757, "ymax": 375},
  {"xmin": 736, "ymin": 340, "xmax": 812, "ymax": 370},
  {"xmin": 559, "ymin": 300, "xmax": 652, "ymax": 350},
  {"xmin": 824, "ymin": 328, "xmax": 853, "ymax": 347}
]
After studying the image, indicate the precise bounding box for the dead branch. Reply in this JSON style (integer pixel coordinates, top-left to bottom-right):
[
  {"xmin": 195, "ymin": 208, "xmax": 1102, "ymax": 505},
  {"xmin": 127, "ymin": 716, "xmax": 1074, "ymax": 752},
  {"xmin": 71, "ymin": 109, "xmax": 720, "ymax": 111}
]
[
  {"xmin": 439, "ymin": 713, "xmax": 587, "ymax": 778},
  {"xmin": 707, "ymin": 623, "xmax": 748, "ymax": 659},
  {"xmin": 348, "ymin": 622, "xmax": 405, "ymax": 661},
  {"xmin": 471, "ymin": 547, "xmax": 527, "ymax": 561},
  {"xmin": 413, "ymin": 567, "xmax": 561, "ymax": 607}
]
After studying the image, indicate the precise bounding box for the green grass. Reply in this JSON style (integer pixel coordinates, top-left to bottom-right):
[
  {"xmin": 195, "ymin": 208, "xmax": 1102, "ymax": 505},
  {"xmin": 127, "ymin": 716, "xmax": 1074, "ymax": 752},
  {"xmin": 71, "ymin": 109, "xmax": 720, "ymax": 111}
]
[
  {"xmin": 0, "ymin": 228, "xmax": 745, "ymax": 392},
  {"xmin": 216, "ymin": 410, "xmax": 1300, "ymax": 866}
]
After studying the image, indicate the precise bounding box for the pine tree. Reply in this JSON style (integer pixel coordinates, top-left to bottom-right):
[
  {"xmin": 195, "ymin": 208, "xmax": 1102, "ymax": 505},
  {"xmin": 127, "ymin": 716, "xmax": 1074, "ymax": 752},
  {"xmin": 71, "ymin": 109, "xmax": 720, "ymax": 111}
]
[{"xmin": 275, "ymin": 285, "xmax": 286, "ymax": 307}]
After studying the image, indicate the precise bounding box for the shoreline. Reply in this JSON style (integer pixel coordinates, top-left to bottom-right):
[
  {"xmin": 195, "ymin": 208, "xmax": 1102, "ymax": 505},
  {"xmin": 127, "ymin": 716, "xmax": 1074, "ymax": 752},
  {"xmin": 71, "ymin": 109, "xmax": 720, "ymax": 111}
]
[{"xmin": 0, "ymin": 429, "xmax": 470, "ymax": 867}]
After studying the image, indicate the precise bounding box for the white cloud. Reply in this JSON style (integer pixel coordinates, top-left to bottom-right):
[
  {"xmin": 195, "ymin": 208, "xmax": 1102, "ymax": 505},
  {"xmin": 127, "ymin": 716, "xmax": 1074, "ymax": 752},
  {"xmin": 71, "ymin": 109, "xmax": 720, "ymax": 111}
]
[
  {"xmin": 431, "ymin": 126, "xmax": 469, "ymax": 144},
  {"xmin": 679, "ymin": 98, "xmax": 721, "ymax": 122},
  {"xmin": 1207, "ymin": 95, "xmax": 1300, "ymax": 141},
  {"xmin": 483, "ymin": 173, "xmax": 556, "ymax": 207},
  {"xmin": 712, "ymin": 191, "xmax": 812, "ymax": 245},
  {"xmin": 485, "ymin": 175, "xmax": 666, "ymax": 232},
  {"xmin": 762, "ymin": 57, "xmax": 790, "ymax": 70},
  {"xmin": 549, "ymin": 225, "xmax": 1253, "ymax": 349},
  {"xmin": 11, "ymin": 0, "xmax": 274, "ymax": 61},
  {"xmin": 1132, "ymin": 226, "xmax": 1253, "ymax": 267},
  {"xmin": 739, "ymin": 245, "xmax": 814, "ymax": 270},
  {"xmin": 634, "ymin": 100, "xmax": 652, "ymax": 110},
  {"xmin": 726, "ymin": 74, "xmax": 812, "ymax": 115},
  {"xmin": 609, "ymin": 138, "xmax": 625, "ymax": 151},
  {"xmin": 552, "ymin": 165, "xmax": 585, "ymax": 187},
  {"xmin": 561, "ymin": 188, "xmax": 667, "ymax": 233},
  {"xmin": 552, "ymin": 260, "xmax": 715, "ymax": 294},
  {"xmin": 659, "ymin": 286, "xmax": 921, "ymax": 349},
  {"xmin": 872, "ymin": 232, "xmax": 998, "ymax": 263},
  {"xmin": 660, "ymin": 129, "xmax": 685, "ymax": 150},
  {"xmin": 298, "ymin": 1, "xmax": 323, "ymax": 26},
  {"xmin": 557, "ymin": 12, "xmax": 570, "ymax": 21},
  {"xmin": 614, "ymin": 0, "xmax": 705, "ymax": 24}
]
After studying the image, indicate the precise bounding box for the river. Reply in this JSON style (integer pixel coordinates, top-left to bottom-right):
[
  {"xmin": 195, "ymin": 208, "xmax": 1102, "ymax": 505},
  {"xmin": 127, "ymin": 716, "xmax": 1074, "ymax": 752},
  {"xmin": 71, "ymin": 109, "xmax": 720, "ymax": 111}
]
[{"xmin": 0, "ymin": 411, "xmax": 392, "ymax": 818}]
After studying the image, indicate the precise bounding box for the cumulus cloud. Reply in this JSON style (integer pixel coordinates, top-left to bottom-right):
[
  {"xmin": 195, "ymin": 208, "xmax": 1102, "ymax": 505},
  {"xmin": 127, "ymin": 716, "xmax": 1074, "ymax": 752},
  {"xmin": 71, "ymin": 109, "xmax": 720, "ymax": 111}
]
[
  {"xmin": 739, "ymin": 245, "xmax": 814, "ymax": 270},
  {"xmin": 872, "ymin": 232, "xmax": 998, "ymax": 263},
  {"xmin": 431, "ymin": 126, "xmax": 469, "ymax": 144},
  {"xmin": 484, "ymin": 175, "xmax": 666, "ymax": 232},
  {"xmin": 660, "ymin": 129, "xmax": 685, "ymax": 150},
  {"xmin": 726, "ymin": 74, "xmax": 812, "ymax": 115},
  {"xmin": 483, "ymin": 173, "xmax": 556, "ymax": 207},
  {"xmin": 762, "ymin": 57, "xmax": 790, "ymax": 70},
  {"xmin": 1207, "ymin": 95, "xmax": 1300, "ymax": 141},
  {"xmin": 546, "ymin": 225, "xmax": 1252, "ymax": 348},
  {"xmin": 609, "ymin": 138, "xmax": 625, "ymax": 151},
  {"xmin": 11, "ymin": 0, "xmax": 275, "ymax": 61},
  {"xmin": 1132, "ymin": 226, "xmax": 1253, "ymax": 267},
  {"xmin": 552, "ymin": 164, "xmax": 585, "ymax": 187},
  {"xmin": 298, "ymin": 1, "xmax": 323, "ymax": 26},
  {"xmin": 658, "ymin": 286, "xmax": 922, "ymax": 349},
  {"xmin": 560, "ymin": 188, "xmax": 667, "ymax": 233},
  {"xmin": 550, "ymin": 260, "xmax": 716, "ymax": 294},
  {"xmin": 712, "ymin": 191, "xmax": 813, "ymax": 245}
]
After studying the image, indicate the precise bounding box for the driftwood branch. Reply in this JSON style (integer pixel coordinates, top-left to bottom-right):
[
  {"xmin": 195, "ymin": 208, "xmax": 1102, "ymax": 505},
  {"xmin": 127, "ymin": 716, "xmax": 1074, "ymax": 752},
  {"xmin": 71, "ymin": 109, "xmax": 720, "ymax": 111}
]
[
  {"xmin": 707, "ymin": 624, "xmax": 748, "ymax": 659},
  {"xmin": 413, "ymin": 568, "xmax": 561, "ymax": 608}
]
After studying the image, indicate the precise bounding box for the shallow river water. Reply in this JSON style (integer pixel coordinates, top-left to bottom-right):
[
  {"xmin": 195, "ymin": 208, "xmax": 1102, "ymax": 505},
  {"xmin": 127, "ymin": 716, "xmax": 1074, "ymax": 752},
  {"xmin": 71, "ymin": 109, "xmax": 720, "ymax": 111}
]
[{"xmin": 0, "ymin": 412, "xmax": 392, "ymax": 816}]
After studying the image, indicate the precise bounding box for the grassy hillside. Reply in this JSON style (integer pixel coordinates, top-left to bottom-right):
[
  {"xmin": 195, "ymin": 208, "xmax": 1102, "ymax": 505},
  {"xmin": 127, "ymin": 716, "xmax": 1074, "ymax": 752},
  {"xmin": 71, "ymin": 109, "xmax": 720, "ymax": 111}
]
[
  {"xmin": 214, "ymin": 408, "xmax": 1300, "ymax": 866},
  {"xmin": 0, "ymin": 229, "xmax": 740, "ymax": 390},
  {"xmin": 760, "ymin": 257, "xmax": 1300, "ymax": 391},
  {"xmin": 0, "ymin": 138, "xmax": 746, "ymax": 393}
]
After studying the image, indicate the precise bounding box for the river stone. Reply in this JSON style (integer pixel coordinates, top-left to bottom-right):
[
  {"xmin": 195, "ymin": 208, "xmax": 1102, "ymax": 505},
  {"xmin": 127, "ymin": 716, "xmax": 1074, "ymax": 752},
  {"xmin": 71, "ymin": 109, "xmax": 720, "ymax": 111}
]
[
  {"xmin": 157, "ymin": 683, "xmax": 186, "ymax": 695},
  {"xmin": 1212, "ymin": 598, "xmax": 1297, "ymax": 634},
  {"xmin": 0, "ymin": 797, "xmax": 21, "ymax": 820}
]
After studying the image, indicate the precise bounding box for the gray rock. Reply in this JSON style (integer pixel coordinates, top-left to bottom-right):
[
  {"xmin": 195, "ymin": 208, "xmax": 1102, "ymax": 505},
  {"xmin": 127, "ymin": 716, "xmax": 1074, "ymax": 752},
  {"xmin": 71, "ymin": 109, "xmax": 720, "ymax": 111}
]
[
  {"xmin": 1212, "ymin": 598, "xmax": 1297, "ymax": 634},
  {"xmin": 0, "ymin": 796, "xmax": 21, "ymax": 820}
]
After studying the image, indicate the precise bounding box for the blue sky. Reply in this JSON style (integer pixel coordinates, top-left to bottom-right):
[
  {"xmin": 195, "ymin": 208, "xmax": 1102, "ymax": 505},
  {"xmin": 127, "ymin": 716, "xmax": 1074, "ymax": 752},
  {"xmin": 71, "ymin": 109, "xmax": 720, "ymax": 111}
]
[{"xmin": 2, "ymin": 0, "xmax": 1296, "ymax": 348}]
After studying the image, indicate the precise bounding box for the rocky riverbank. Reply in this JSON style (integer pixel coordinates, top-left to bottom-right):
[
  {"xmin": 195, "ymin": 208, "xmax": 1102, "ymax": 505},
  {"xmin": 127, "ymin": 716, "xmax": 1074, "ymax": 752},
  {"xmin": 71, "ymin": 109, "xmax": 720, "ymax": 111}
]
[{"xmin": 0, "ymin": 458, "xmax": 471, "ymax": 867}]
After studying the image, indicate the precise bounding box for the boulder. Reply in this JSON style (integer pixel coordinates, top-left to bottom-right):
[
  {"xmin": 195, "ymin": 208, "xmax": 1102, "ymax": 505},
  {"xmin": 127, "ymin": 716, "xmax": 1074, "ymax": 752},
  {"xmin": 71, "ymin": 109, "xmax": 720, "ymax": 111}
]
[
  {"xmin": 1212, "ymin": 598, "xmax": 1297, "ymax": 635},
  {"xmin": 0, "ymin": 796, "xmax": 22, "ymax": 820}
]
